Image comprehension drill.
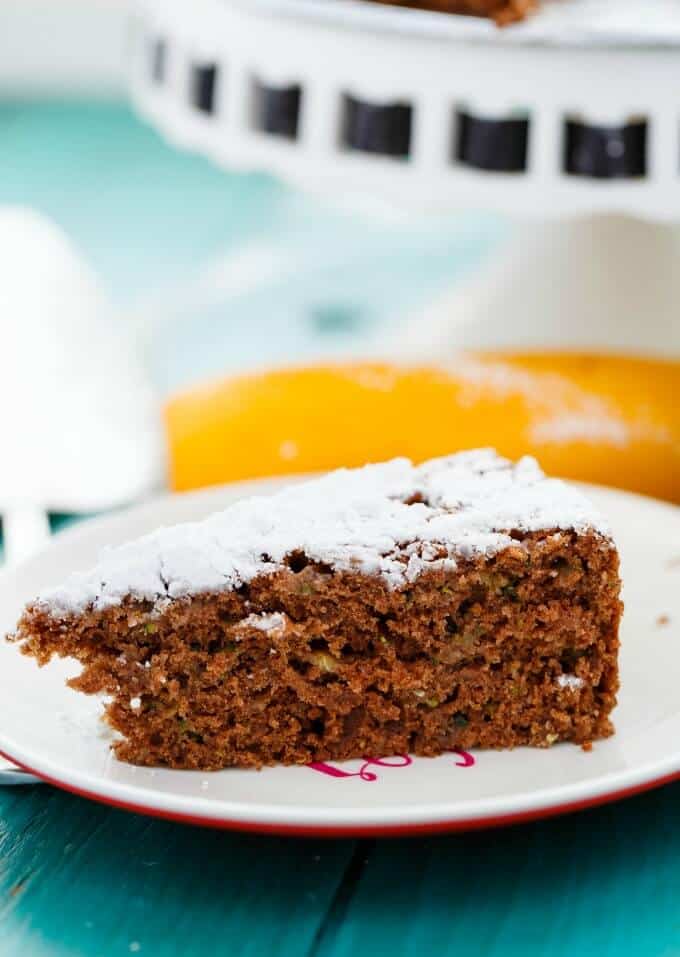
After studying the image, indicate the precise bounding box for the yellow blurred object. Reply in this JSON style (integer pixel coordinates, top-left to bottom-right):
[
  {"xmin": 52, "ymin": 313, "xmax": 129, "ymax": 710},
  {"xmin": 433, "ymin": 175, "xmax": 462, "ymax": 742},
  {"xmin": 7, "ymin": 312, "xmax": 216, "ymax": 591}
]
[{"xmin": 165, "ymin": 353, "xmax": 680, "ymax": 503}]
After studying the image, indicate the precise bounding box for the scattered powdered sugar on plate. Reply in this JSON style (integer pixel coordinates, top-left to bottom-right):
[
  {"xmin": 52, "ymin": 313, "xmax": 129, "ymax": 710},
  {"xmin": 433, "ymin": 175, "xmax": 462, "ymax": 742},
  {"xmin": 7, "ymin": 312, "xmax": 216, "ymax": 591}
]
[
  {"xmin": 33, "ymin": 449, "xmax": 613, "ymax": 618},
  {"xmin": 57, "ymin": 698, "xmax": 118, "ymax": 742}
]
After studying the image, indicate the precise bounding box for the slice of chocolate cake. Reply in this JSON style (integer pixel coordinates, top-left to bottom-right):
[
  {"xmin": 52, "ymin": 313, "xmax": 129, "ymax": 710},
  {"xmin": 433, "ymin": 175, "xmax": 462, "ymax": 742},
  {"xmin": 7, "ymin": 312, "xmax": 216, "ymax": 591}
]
[{"xmin": 10, "ymin": 450, "xmax": 621, "ymax": 770}]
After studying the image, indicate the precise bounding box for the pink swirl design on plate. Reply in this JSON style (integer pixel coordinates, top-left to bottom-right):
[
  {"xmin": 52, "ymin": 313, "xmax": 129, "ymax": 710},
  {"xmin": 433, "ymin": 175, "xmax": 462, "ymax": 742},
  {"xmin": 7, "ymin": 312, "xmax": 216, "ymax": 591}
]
[
  {"xmin": 308, "ymin": 749, "xmax": 475, "ymax": 782},
  {"xmin": 452, "ymin": 748, "xmax": 475, "ymax": 768}
]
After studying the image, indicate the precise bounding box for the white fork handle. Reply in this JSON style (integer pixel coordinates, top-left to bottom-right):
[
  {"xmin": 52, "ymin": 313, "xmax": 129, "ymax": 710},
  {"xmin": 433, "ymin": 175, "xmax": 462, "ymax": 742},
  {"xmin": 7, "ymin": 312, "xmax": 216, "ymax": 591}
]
[
  {"xmin": 2, "ymin": 505, "xmax": 51, "ymax": 567},
  {"xmin": 0, "ymin": 504, "xmax": 52, "ymax": 783},
  {"xmin": 0, "ymin": 766, "xmax": 38, "ymax": 785}
]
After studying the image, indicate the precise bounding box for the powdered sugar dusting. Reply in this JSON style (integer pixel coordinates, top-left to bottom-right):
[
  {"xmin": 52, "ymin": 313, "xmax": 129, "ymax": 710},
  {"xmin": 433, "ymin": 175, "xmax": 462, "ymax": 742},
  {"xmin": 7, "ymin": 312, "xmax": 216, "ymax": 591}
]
[
  {"xmin": 34, "ymin": 450, "xmax": 612, "ymax": 619},
  {"xmin": 238, "ymin": 612, "xmax": 287, "ymax": 635},
  {"xmin": 558, "ymin": 674, "xmax": 586, "ymax": 690},
  {"xmin": 531, "ymin": 411, "xmax": 672, "ymax": 447}
]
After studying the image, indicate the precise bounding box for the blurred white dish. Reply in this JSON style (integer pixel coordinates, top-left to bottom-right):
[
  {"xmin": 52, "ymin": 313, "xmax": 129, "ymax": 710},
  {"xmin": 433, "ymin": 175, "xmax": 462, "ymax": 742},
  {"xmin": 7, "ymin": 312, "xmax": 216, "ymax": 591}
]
[
  {"xmin": 0, "ymin": 0, "xmax": 126, "ymax": 95},
  {"xmin": 0, "ymin": 207, "xmax": 164, "ymax": 566},
  {"xmin": 0, "ymin": 476, "xmax": 677, "ymax": 833}
]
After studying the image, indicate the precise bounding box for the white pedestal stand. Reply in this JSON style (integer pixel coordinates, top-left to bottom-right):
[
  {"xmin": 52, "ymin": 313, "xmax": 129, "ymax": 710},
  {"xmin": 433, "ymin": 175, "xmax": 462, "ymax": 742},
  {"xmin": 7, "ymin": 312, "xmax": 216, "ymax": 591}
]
[
  {"xmin": 397, "ymin": 215, "xmax": 680, "ymax": 360},
  {"xmin": 130, "ymin": 0, "xmax": 680, "ymax": 360}
]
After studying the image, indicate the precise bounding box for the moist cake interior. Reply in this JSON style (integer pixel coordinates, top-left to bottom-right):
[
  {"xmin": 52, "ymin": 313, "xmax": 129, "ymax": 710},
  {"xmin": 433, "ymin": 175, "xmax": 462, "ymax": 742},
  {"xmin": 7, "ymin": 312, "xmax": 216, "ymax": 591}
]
[{"xmin": 12, "ymin": 451, "xmax": 621, "ymax": 770}]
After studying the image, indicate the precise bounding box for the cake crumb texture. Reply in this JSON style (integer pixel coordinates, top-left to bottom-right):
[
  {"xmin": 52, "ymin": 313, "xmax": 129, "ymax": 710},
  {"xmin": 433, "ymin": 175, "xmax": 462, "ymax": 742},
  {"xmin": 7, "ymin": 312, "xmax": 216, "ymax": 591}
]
[{"xmin": 11, "ymin": 451, "xmax": 621, "ymax": 770}]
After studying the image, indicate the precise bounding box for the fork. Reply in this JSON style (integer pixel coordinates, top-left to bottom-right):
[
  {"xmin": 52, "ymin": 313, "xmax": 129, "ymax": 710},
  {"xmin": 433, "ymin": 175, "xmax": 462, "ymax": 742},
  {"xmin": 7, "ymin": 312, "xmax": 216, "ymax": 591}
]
[{"xmin": 0, "ymin": 506, "xmax": 52, "ymax": 784}]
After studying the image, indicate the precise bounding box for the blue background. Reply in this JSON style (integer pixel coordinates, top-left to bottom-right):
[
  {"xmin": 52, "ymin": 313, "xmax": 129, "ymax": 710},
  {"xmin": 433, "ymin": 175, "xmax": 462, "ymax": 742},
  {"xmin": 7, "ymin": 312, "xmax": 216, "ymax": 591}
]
[{"xmin": 0, "ymin": 101, "xmax": 506, "ymax": 393}]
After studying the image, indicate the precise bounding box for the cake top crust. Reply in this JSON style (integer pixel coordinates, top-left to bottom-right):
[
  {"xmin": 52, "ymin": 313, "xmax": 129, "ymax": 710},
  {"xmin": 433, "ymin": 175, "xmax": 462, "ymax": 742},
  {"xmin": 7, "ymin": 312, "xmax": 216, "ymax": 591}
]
[{"xmin": 36, "ymin": 449, "xmax": 612, "ymax": 617}]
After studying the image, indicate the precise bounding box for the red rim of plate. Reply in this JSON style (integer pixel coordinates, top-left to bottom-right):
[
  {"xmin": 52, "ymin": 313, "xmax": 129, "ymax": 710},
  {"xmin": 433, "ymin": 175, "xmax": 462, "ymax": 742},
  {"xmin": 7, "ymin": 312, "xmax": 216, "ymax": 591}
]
[{"xmin": 2, "ymin": 748, "xmax": 678, "ymax": 837}]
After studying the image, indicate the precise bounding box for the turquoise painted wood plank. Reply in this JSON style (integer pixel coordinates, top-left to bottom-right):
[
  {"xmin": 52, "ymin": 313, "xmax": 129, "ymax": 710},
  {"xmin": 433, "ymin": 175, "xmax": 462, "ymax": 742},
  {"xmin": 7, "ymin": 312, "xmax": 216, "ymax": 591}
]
[
  {"xmin": 1, "ymin": 783, "xmax": 678, "ymax": 957},
  {"xmin": 0, "ymin": 788, "xmax": 356, "ymax": 957},
  {"xmin": 315, "ymin": 782, "xmax": 680, "ymax": 957}
]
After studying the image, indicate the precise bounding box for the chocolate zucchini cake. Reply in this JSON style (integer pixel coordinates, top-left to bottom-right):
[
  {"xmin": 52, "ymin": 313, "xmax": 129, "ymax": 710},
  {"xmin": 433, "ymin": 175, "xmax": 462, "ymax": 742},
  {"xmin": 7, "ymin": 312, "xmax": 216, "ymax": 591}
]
[
  {"xmin": 11, "ymin": 450, "xmax": 621, "ymax": 770},
  {"xmin": 366, "ymin": 0, "xmax": 537, "ymax": 26}
]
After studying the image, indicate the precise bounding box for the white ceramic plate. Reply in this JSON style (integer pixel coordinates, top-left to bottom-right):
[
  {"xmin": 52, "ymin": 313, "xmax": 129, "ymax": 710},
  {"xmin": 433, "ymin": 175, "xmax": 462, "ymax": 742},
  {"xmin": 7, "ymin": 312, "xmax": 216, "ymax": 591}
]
[{"xmin": 0, "ymin": 478, "xmax": 678, "ymax": 836}]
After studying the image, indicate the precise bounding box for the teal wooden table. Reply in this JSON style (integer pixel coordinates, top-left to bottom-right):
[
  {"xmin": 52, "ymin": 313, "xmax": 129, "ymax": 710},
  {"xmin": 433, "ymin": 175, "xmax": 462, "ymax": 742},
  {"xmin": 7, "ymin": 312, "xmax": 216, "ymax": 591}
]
[
  {"xmin": 0, "ymin": 101, "xmax": 678, "ymax": 957},
  {"xmin": 0, "ymin": 782, "xmax": 679, "ymax": 956}
]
